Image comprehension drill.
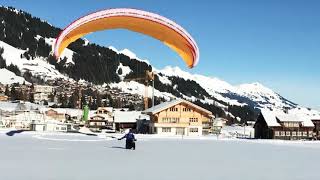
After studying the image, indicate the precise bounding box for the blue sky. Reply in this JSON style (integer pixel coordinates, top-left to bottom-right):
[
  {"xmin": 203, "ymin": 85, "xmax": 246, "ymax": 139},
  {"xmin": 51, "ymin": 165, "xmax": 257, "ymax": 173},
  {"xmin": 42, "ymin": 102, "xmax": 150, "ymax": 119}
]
[{"xmin": 1, "ymin": 0, "xmax": 320, "ymax": 109}]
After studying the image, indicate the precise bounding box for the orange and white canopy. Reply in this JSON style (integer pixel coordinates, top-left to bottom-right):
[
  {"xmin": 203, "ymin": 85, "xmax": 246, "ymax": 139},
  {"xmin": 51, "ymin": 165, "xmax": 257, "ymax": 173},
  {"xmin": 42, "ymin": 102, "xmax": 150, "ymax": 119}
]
[{"xmin": 54, "ymin": 8, "xmax": 199, "ymax": 68}]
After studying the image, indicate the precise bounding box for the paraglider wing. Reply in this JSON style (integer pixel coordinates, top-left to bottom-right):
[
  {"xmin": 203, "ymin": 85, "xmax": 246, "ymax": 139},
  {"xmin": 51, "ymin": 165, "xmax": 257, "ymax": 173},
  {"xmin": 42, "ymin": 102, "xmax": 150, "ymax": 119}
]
[{"xmin": 54, "ymin": 8, "xmax": 199, "ymax": 68}]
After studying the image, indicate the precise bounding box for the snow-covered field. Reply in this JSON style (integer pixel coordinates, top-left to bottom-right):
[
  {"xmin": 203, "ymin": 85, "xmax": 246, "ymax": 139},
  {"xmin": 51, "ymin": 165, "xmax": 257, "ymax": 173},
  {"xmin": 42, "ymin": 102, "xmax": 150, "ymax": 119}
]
[{"xmin": 0, "ymin": 132, "xmax": 320, "ymax": 180}]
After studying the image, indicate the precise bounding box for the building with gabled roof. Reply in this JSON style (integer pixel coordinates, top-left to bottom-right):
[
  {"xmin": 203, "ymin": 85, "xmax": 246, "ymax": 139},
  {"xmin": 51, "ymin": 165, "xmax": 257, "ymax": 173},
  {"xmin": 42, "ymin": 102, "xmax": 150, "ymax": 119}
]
[
  {"xmin": 114, "ymin": 111, "xmax": 149, "ymax": 132},
  {"xmin": 143, "ymin": 99, "xmax": 214, "ymax": 136},
  {"xmin": 254, "ymin": 109, "xmax": 315, "ymax": 140},
  {"xmin": 88, "ymin": 107, "xmax": 114, "ymax": 132}
]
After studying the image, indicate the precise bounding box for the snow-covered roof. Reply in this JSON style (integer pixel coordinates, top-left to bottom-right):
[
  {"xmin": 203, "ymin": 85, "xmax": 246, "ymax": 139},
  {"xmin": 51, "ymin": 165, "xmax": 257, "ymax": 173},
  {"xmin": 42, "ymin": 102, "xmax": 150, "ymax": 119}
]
[
  {"xmin": 3, "ymin": 111, "xmax": 44, "ymax": 122},
  {"xmin": 42, "ymin": 108, "xmax": 82, "ymax": 117},
  {"xmin": 260, "ymin": 109, "xmax": 315, "ymax": 127},
  {"xmin": 295, "ymin": 115, "xmax": 316, "ymax": 127},
  {"xmin": 310, "ymin": 115, "xmax": 320, "ymax": 120},
  {"xmin": 260, "ymin": 109, "xmax": 281, "ymax": 127},
  {"xmin": 97, "ymin": 107, "xmax": 113, "ymax": 112},
  {"xmin": 114, "ymin": 111, "xmax": 149, "ymax": 123},
  {"xmin": 143, "ymin": 99, "xmax": 212, "ymax": 115},
  {"xmin": 276, "ymin": 114, "xmax": 302, "ymax": 122}
]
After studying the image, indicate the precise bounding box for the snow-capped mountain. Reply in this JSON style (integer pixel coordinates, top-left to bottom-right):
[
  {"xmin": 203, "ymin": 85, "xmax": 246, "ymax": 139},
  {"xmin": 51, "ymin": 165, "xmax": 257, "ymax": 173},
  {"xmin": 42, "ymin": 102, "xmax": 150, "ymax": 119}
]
[
  {"xmin": 157, "ymin": 66, "xmax": 296, "ymax": 109},
  {"xmin": 0, "ymin": 6, "xmax": 318, "ymax": 120}
]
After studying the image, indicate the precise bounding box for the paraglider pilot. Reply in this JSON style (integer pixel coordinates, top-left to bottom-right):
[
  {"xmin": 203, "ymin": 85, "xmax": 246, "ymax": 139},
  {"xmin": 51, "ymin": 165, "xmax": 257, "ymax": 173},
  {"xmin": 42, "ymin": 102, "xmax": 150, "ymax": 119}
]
[{"xmin": 118, "ymin": 129, "xmax": 136, "ymax": 150}]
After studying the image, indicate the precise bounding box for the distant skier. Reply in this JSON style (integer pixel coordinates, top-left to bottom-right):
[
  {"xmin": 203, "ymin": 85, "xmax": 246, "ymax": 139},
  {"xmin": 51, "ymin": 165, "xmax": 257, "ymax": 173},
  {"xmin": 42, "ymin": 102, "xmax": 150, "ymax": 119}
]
[{"xmin": 118, "ymin": 129, "xmax": 136, "ymax": 150}]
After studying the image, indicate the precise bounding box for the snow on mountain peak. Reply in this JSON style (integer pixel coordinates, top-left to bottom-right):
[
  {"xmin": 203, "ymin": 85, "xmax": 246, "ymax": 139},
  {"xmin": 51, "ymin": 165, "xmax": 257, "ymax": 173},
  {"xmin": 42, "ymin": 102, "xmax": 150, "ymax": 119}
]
[
  {"xmin": 160, "ymin": 66, "xmax": 236, "ymax": 92},
  {"xmin": 119, "ymin": 49, "xmax": 138, "ymax": 59},
  {"xmin": 159, "ymin": 66, "xmax": 244, "ymax": 106},
  {"xmin": 238, "ymin": 82, "xmax": 275, "ymax": 95},
  {"xmin": 108, "ymin": 46, "xmax": 150, "ymax": 64}
]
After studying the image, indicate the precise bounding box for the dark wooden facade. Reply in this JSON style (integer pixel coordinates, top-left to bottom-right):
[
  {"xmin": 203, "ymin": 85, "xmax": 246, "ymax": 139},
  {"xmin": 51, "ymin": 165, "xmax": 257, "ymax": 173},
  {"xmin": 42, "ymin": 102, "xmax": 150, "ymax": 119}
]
[
  {"xmin": 254, "ymin": 114, "xmax": 274, "ymax": 139},
  {"xmin": 254, "ymin": 113, "xmax": 314, "ymax": 140},
  {"xmin": 312, "ymin": 119, "xmax": 320, "ymax": 139},
  {"xmin": 115, "ymin": 122, "xmax": 136, "ymax": 131}
]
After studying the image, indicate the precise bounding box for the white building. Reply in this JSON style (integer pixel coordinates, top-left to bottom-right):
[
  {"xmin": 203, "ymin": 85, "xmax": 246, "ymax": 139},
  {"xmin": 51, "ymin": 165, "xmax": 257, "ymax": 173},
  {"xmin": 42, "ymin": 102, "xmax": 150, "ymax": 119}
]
[
  {"xmin": 30, "ymin": 120, "xmax": 71, "ymax": 132},
  {"xmin": 45, "ymin": 121, "xmax": 71, "ymax": 132},
  {"xmin": 88, "ymin": 107, "xmax": 115, "ymax": 132},
  {"xmin": 3, "ymin": 111, "xmax": 45, "ymax": 129},
  {"xmin": 34, "ymin": 85, "xmax": 54, "ymax": 103}
]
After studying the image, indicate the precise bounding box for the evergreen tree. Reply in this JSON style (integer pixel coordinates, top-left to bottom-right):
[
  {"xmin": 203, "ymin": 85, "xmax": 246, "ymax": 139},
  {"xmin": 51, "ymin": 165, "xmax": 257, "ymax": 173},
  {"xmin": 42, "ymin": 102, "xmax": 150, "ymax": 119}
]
[
  {"xmin": 48, "ymin": 93, "xmax": 55, "ymax": 102},
  {"xmin": 43, "ymin": 100, "xmax": 48, "ymax": 106},
  {"xmin": 29, "ymin": 92, "xmax": 34, "ymax": 103},
  {"xmin": 10, "ymin": 86, "xmax": 17, "ymax": 101},
  {"xmin": 68, "ymin": 92, "xmax": 78, "ymax": 108},
  {"xmin": 0, "ymin": 47, "xmax": 6, "ymax": 68},
  {"xmin": 23, "ymin": 71, "xmax": 33, "ymax": 83},
  {"xmin": 4, "ymin": 85, "xmax": 10, "ymax": 96},
  {"xmin": 7, "ymin": 64, "xmax": 21, "ymax": 76},
  {"xmin": 96, "ymin": 93, "xmax": 102, "ymax": 108}
]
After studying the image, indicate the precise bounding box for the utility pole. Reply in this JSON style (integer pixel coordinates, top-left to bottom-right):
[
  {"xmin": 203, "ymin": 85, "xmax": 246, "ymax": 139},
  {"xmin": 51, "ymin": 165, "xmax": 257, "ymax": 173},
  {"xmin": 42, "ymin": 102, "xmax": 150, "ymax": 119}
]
[
  {"xmin": 124, "ymin": 70, "xmax": 155, "ymax": 110},
  {"xmin": 152, "ymin": 78, "xmax": 155, "ymax": 107}
]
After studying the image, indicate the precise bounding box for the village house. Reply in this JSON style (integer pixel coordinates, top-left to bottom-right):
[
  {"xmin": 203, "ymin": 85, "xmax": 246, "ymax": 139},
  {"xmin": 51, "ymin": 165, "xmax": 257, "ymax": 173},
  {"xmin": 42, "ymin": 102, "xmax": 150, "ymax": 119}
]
[
  {"xmin": 0, "ymin": 84, "xmax": 5, "ymax": 92},
  {"xmin": 254, "ymin": 109, "xmax": 315, "ymax": 140},
  {"xmin": 3, "ymin": 110, "xmax": 45, "ymax": 130},
  {"xmin": 33, "ymin": 85, "xmax": 54, "ymax": 103},
  {"xmin": 88, "ymin": 107, "xmax": 114, "ymax": 132},
  {"xmin": 45, "ymin": 109, "xmax": 66, "ymax": 122},
  {"xmin": 30, "ymin": 120, "xmax": 71, "ymax": 132},
  {"xmin": 113, "ymin": 110, "xmax": 149, "ymax": 133},
  {"xmin": 142, "ymin": 99, "xmax": 214, "ymax": 136},
  {"xmin": 0, "ymin": 93, "xmax": 8, "ymax": 101}
]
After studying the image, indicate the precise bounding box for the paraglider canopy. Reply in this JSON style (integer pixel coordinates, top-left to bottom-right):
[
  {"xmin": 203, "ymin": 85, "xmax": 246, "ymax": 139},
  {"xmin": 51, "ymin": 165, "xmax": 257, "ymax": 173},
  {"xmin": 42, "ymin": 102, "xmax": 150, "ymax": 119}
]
[{"xmin": 54, "ymin": 8, "xmax": 199, "ymax": 68}]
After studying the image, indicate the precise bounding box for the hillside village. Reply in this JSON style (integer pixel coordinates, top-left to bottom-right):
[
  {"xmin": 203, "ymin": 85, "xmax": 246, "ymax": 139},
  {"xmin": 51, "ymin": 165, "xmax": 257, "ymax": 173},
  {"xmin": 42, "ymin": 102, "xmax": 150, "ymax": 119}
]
[{"xmin": 1, "ymin": 82, "xmax": 320, "ymax": 140}]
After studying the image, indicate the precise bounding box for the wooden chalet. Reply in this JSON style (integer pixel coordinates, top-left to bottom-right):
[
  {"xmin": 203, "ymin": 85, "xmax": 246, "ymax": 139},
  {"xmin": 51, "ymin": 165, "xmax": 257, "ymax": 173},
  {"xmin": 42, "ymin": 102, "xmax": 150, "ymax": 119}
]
[
  {"xmin": 143, "ymin": 99, "xmax": 213, "ymax": 136},
  {"xmin": 254, "ymin": 109, "xmax": 315, "ymax": 140}
]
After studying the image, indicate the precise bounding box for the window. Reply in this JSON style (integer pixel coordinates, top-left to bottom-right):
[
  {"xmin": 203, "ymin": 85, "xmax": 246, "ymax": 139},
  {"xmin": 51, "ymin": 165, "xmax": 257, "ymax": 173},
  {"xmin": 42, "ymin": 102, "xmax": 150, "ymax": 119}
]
[
  {"xmin": 162, "ymin": 127, "xmax": 171, "ymax": 133},
  {"xmin": 297, "ymin": 132, "xmax": 302, "ymax": 137},
  {"xmin": 61, "ymin": 127, "xmax": 67, "ymax": 131},
  {"xmin": 274, "ymin": 131, "xmax": 280, "ymax": 136},
  {"xmin": 286, "ymin": 131, "xmax": 291, "ymax": 136},
  {"xmin": 169, "ymin": 107, "xmax": 178, "ymax": 112},
  {"xmin": 303, "ymin": 131, "xmax": 307, "ymax": 137},
  {"xmin": 183, "ymin": 108, "xmax": 192, "ymax": 112},
  {"xmin": 56, "ymin": 127, "xmax": 59, "ymax": 130},
  {"xmin": 190, "ymin": 128, "xmax": 198, "ymax": 133},
  {"xmin": 280, "ymin": 131, "xmax": 285, "ymax": 136},
  {"xmin": 162, "ymin": 118, "xmax": 168, "ymax": 123},
  {"xmin": 309, "ymin": 131, "xmax": 313, "ymax": 137},
  {"xmin": 292, "ymin": 131, "xmax": 297, "ymax": 137},
  {"xmin": 162, "ymin": 117, "xmax": 179, "ymax": 123},
  {"xmin": 189, "ymin": 118, "xmax": 198, "ymax": 123}
]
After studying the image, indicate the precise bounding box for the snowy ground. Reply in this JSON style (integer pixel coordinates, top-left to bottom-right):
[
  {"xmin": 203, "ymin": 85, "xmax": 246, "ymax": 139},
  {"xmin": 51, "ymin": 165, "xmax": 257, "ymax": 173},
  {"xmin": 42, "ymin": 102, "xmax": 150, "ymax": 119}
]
[{"xmin": 0, "ymin": 132, "xmax": 320, "ymax": 180}]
